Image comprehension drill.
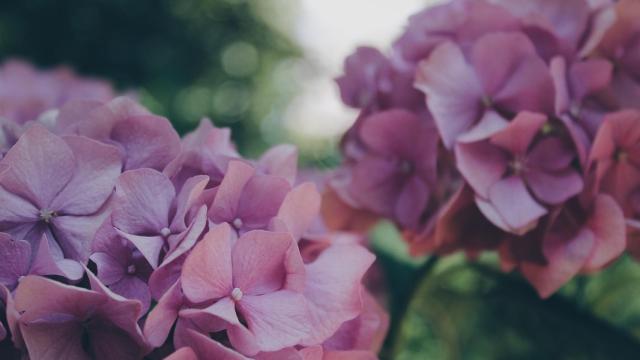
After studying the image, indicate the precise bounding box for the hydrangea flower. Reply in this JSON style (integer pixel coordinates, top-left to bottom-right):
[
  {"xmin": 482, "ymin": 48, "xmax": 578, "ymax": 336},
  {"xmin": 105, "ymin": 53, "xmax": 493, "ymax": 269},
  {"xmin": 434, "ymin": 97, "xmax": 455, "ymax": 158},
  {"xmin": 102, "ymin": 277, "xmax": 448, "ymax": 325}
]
[
  {"xmin": 0, "ymin": 124, "xmax": 121, "ymax": 271},
  {"xmin": 12, "ymin": 273, "xmax": 149, "ymax": 360},
  {"xmin": 456, "ymin": 111, "xmax": 583, "ymax": 234},
  {"xmin": 330, "ymin": 0, "xmax": 638, "ymax": 298}
]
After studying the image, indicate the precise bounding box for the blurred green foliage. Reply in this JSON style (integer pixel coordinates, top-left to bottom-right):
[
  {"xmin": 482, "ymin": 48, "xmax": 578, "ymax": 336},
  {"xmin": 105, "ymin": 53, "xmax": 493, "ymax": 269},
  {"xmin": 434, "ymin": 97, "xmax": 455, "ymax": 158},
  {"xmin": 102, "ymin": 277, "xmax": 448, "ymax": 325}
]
[
  {"xmin": 0, "ymin": 0, "xmax": 300, "ymax": 156},
  {"xmin": 372, "ymin": 221, "xmax": 640, "ymax": 360}
]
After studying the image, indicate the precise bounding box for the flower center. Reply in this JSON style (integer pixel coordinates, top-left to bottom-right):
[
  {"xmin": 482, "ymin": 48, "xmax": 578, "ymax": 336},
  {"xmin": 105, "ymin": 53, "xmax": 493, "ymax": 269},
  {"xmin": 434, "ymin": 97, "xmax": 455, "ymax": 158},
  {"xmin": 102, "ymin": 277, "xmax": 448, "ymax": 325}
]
[
  {"xmin": 39, "ymin": 209, "xmax": 57, "ymax": 223},
  {"xmin": 617, "ymin": 150, "xmax": 628, "ymax": 163},
  {"xmin": 509, "ymin": 159, "xmax": 526, "ymax": 175},
  {"xmin": 127, "ymin": 264, "xmax": 136, "ymax": 275},
  {"xmin": 232, "ymin": 218, "xmax": 243, "ymax": 229},
  {"xmin": 160, "ymin": 227, "xmax": 171, "ymax": 237},
  {"xmin": 231, "ymin": 287, "xmax": 243, "ymax": 302},
  {"xmin": 481, "ymin": 95, "xmax": 493, "ymax": 108},
  {"xmin": 399, "ymin": 160, "xmax": 413, "ymax": 174}
]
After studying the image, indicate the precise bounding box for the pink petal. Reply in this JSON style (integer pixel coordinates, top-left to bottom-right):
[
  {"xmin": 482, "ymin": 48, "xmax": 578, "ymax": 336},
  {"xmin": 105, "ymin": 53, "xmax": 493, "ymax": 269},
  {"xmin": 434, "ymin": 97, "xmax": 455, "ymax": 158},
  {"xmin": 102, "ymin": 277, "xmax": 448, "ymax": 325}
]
[
  {"xmin": 301, "ymin": 243, "xmax": 375, "ymax": 345},
  {"xmin": 415, "ymin": 41, "xmax": 483, "ymax": 148},
  {"xmin": 270, "ymin": 182, "xmax": 321, "ymax": 241},
  {"xmin": 110, "ymin": 114, "xmax": 181, "ymax": 171},
  {"xmin": 209, "ymin": 160, "xmax": 255, "ymax": 223},
  {"xmin": 457, "ymin": 110, "xmax": 509, "ymax": 143},
  {"xmin": 0, "ymin": 124, "xmax": 74, "ymax": 208},
  {"xmin": 582, "ymin": 194, "xmax": 626, "ymax": 271},
  {"xmin": 455, "ymin": 141, "xmax": 508, "ymax": 198},
  {"xmin": 143, "ymin": 281, "xmax": 184, "ymax": 348},
  {"xmin": 116, "ymin": 231, "xmax": 164, "ymax": 269},
  {"xmin": 258, "ymin": 144, "xmax": 298, "ymax": 185},
  {"xmin": 487, "ymin": 176, "xmax": 547, "ymax": 233},
  {"xmin": 51, "ymin": 213, "xmax": 108, "ymax": 262},
  {"xmin": 181, "ymin": 328, "xmax": 249, "ymax": 360},
  {"xmin": 232, "ymin": 230, "xmax": 293, "ymax": 295},
  {"xmin": 471, "ymin": 32, "xmax": 538, "ymax": 96},
  {"xmin": 0, "ymin": 234, "xmax": 30, "ymax": 289},
  {"xmin": 394, "ymin": 176, "xmax": 430, "ymax": 230},
  {"xmin": 525, "ymin": 168, "xmax": 583, "ymax": 205},
  {"xmin": 238, "ymin": 291, "xmax": 311, "ymax": 352},
  {"xmin": 489, "ymin": 111, "xmax": 547, "ymax": 154},
  {"xmin": 237, "ymin": 175, "xmax": 291, "ymax": 230},
  {"xmin": 49, "ymin": 135, "xmax": 121, "ymax": 215},
  {"xmin": 109, "ymin": 276, "xmax": 151, "ymax": 313},
  {"xmin": 165, "ymin": 347, "xmax": 198, "ymax": 360},
  {"xmin": 522, "ymin": 228, "xmax": 595, "ymax": 298},
  {"xmin": 112, "ymin": 168, "xmax": 175, "ymax": 235},
  {"xmin": 181, "ymin": 224, "xmax": 234, "ymax": 303}
]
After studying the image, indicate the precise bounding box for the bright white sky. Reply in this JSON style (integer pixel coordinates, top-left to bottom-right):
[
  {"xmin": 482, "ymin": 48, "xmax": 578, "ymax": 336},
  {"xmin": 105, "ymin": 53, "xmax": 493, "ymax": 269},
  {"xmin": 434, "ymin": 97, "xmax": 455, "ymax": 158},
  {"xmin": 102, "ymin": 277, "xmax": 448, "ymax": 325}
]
[{"xmin": 279, "ymin": 0, "xmax": 440, "ymax": 142}]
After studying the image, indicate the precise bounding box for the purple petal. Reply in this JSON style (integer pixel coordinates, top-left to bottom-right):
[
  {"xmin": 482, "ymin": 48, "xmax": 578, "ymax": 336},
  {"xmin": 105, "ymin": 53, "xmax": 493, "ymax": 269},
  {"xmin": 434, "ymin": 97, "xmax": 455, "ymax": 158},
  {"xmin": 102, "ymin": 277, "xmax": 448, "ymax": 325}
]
[{"xmin": 415, "ymin": 41, "xmax": 483, "ymax": 148}]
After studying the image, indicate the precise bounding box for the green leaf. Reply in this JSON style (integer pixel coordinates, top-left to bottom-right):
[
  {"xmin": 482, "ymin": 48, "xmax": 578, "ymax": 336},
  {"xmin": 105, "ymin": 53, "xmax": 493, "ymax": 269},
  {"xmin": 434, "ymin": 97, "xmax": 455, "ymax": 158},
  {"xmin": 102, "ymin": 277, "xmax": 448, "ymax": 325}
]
[{"xmin": 392, "ymin": 259, "xmax": 640, "ymax": 360}]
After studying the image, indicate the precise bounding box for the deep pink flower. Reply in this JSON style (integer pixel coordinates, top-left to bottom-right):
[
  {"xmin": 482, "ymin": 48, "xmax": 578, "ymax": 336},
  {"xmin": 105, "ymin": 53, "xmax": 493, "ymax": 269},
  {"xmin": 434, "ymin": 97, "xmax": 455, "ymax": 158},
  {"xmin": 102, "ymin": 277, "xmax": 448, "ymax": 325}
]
[
  {"xmin": 164, "ymin": 118, "xmax": 240, "ymax": 190},
  {"xmin": 0, "ymin": 60, "xmax": 115, "ymax": 125},
  {"xmin": 515, "ymin": 195, "xmax": 626, "ymax": 297},
  {"xmin": 179, "ymin": 224, "xmax": 309, "ymax": 355},
  {"xmin": 593, "ymin": 0, "xmax": 640, "ymax": 110},
  {"xmin": 13, "ymin": 274, "xmax": 149, "ymax": 360},
  {"xmin": 109, "ymin": 168, "xmax": 208, "ymax": 299},
  {"xmin": 334, "ymin": 110, "xmax": 438, "ymax": 230},
  {"xmin": 0, "ymin": 233, "xmax": 87, "ymax": 290},
  {"xmin": 392, "ymin": 0, "xmax": 519, "ymax": 72},
  {"xmin": 208, "ymin": 160, "xmax": 288, "ymax": 233},
  {"xmin": 336, "ymin": 47, "xmax": 422, "ymax": 113},
  {"xmin": 415, "ymin": 32, "xmax": 555, "ymax": 148},
  {"xmin": 456, "ymin": 111, "xmax": 583, "ymax": 234},
  {"xmin": 90, "ymin": 223, "xmax": 153, "ymax": 311},
  {"xmin": 0, "ymin": 124, "xmax": 121, "ymax": 267},
  {"xmin": 52, "ymin": 97, "xmax": 181, "ymax": 171}
]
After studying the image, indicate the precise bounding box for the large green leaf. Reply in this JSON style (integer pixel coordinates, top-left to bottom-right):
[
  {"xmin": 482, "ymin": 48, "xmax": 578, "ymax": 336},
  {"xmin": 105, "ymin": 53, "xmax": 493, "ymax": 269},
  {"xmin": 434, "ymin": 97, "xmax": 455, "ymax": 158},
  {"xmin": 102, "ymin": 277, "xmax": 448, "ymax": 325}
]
[{"xmin": 391, "ymin": 259, "xmax": 640, "ymax": 360}]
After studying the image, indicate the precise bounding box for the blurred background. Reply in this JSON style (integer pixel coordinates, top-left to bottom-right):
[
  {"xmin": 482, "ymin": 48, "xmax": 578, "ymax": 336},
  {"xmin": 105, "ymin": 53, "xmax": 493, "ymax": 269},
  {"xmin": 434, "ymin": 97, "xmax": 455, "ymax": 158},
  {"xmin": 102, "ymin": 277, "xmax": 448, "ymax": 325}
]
[
  {"xmin": 0, "ymin": 0, "xmax": 428, "ymax": 164},
  {"xmin": 4, "ymin": 1, "xmax": 640, "ymax": 359}
]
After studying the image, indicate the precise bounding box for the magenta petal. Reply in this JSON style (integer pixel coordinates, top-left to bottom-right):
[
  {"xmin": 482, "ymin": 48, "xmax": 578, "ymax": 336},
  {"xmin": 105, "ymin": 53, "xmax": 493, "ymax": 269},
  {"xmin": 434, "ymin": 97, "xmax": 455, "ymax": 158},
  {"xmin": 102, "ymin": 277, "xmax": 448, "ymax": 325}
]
[
  {"xmin": 258, "ymin": 144, "xmax": 298, "ymax": 185},
  {"xmin": 51, "ymin": 213, "xmax": 108, "ymax": 262},
  {"xmin": 19, "ymin": 318, "xmax": 85, "ymax": 360},
  {"xmin": 0, "ymin": 186, "xmax": 39, "ymax": 224},
  {"xmin": 527, "ymin": 137, "xmax": 576, "ymax": 171},
  {"xmin": 582, "ymin": 194, "xmax": 626, "ymax": 271},
  {"xmin": 116, "ymin": 231, "xmax": 164, "ymax": 269},
  {"xmin": 49, "ymin": 135, "xmax": 121, "ymax": 215},
  {"xmin": 457, "ymin": 110, "xmax": 509, "ymax": 143},
  {"xmin": 30, "ymin": 234, "xmax": 83, "ymax": 281},
  {"xmin": 237, "ymin": 175, "xmax": 291, "ymax": 230},
  {"xmin": 270, "ymin": 182, "xmax": 321, "ymax": 241},
  {"xmin": 91, "ymin": 252, "xmax": 126, "ymax": 285},
  {"xmin": 143, "ymin": 281, "xmax": 184, "ymax": 347},
  {"xmin": 525, "ymin": 168, "xmax": 583, "ymax": 205},
  {"xmin": 455, "ymin": 141, "xmax": 508, "ymax": 198},
  {"xmin": 111, "ymin": 114, "xmax": 181, "ymax": 171},
  {"xmin": 487, "ymin": 176, "xmax": 547, "ymax": 233},
  {"xmin": 165, "ymin": 347, "xmax": 198, "ymax": 360},
  {"xmin": 209, "ymin": 160, "xmax": 255, "ymax": 223},
  {"xmin": 0, "ymin": 233, "xmax": 30, "ymax": 289},
  {"xmin": 471, "ymin": 32, "xmax": 537, "ymax": 96},
  {"xmin": 301, "ymin": 243, "xmax": 375, "ymax": 345},
  {"xmin": 489, "ymin": 111, "xmax": 547, "ymax": 154},
  {"xmin": 0, "ymin": 124, "xmax": 74, "ymax": 208},
  {"xmin": 113, "ymin": 168, "xmax": 175, "ymax": 235},
  {"xmin": 109, "ymin": 276, "xmax": 151, "ymax": 313},
  {"xmin": 415, "ymin": 41, "xmax": 483, "ymax": 148},
  {"xmin": 232, "ymin": 230, "xmax": 293, "ymax": 295},
  {"xmin": 181, "ymin": 224, "xmax": 234, "ymax": 303},
  {"xmin": 182, "ymin": 328, "xmax": 249, "ymax": 360},
  {"xmin": 394, "ymin": 176, "xmax": 429, "ymax": 230},
  {"xmin": 569, "ymin": 59, "xmax": 613, "ymax": 101},
  {"xmin": 522, "ymin": 229, "xmax": 594, "ymax": 298},
  {"xmin": 238, "ymin": 291, "xmax": 310, "ymax": 352}
]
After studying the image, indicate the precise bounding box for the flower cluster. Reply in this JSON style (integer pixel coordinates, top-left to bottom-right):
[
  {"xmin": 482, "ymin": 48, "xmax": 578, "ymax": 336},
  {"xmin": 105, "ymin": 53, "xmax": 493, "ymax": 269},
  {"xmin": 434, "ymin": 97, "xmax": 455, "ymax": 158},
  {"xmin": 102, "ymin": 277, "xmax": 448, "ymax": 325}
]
[
  {"xmin": 0, "ymin": 61, "xmax": 387, "ymax": 359},
  {"xmin": 329, "ymin": 0, "xmax": 640, "ymax": 297}
]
